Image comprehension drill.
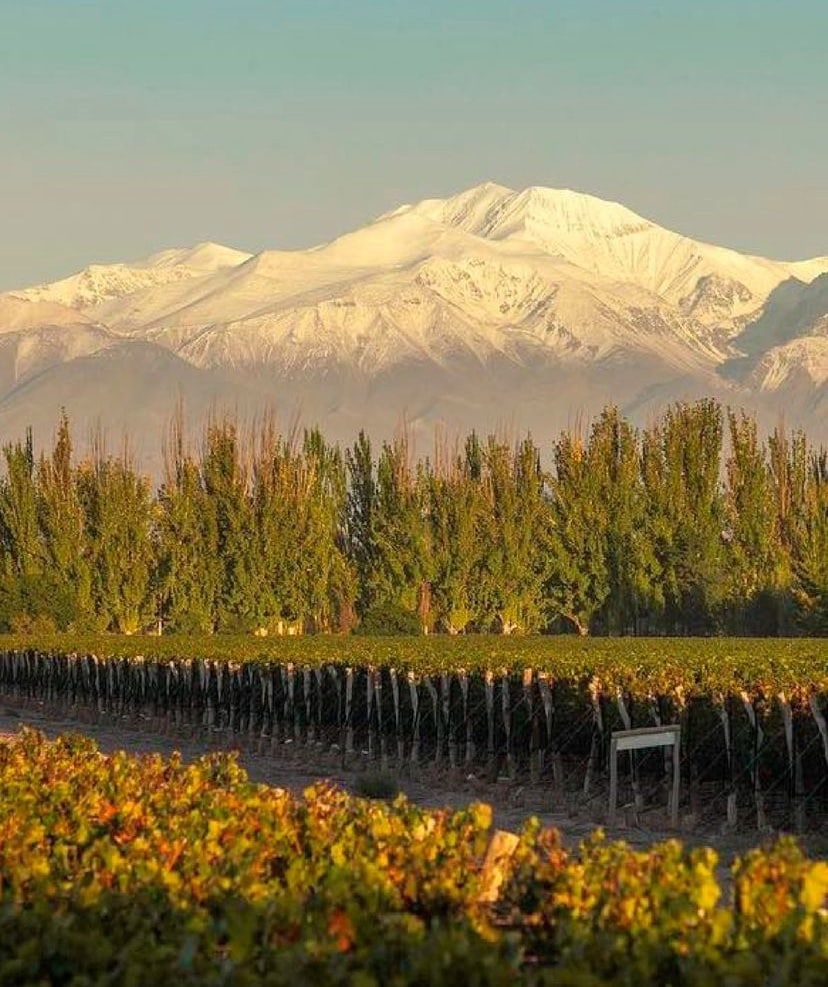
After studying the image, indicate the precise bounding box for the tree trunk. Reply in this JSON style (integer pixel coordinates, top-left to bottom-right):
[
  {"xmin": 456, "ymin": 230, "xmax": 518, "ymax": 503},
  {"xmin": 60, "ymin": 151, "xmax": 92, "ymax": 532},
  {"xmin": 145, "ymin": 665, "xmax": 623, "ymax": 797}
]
[{"xmin": 564, "ymin": 614, "xmax": 589, "ymax": 636}]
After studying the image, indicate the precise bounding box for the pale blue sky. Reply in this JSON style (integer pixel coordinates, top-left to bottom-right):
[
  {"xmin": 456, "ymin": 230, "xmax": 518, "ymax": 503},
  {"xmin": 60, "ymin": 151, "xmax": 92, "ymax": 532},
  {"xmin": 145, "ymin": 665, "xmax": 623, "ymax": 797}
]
[{"xmin": 1, "ymin": 0, "xmax": 826, "ymax": 288}]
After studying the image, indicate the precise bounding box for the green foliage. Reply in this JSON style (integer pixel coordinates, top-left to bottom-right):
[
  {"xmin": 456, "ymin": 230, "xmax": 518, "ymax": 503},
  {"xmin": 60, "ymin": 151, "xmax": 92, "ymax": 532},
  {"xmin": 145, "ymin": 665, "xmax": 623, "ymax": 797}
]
[
  {"xmin": 78, "ymin": 451, "xmax": 155, "ymax": 634},
  {"xmin": 355, "ymin": 601, "xmax": 423, "ymax": 636},
  {"xmin": 476, "ymin": 437, "xmax": 549, "ymax": 634},
  {"xmin": 0, "ymin": 573, "xmax": 79, "ymax": 631},
  {"xmin": 641, "ymin": 400, "xmax": 729, "ymax": 633},
  {"xmin": 201, "ymin": 417, "xmax": 259, "ymax": 629},
  {"xmin": 0, "ymin": 731, "xmax": 502, "ymax": 987},
  {"xmin": 0, "ymin": 402, "xmax": 825, "ymax": 638},
  {"xmin": 790, "ymin": 451, "xmax": 828, "ymax": 635},
  {"xmin": 425, "ymin": 433, "xmax": 488, "ymax": 634},
  {"xmin": 2, "ymin": 732, "xmax": 828, "ymax": 986},
  {"xmin": 0, "ymin": 429, "xmax": 40, "ymax": 577},
  {"xmin": 546, "ymin": 428, "xmax": 609, "ymax": 635},
  {"xmin": 36, "ymin": 412, "xmax": 94, "ymax": 618},
  {"xmin": 157, "ymin": 413, "xmax": 220, "ymax": 634},
  {"xmin": 252, "ymin": 425, "xmax": 355, "ymax": 632},
  {"xmin": 2, "ymin": 633, "xmax": 826, "ymax": 698},
  {"xmin": 353, "ymin": 771, "xmax": 401, "ymax": 800},
  {"xmin": 368, "ymin": 435, "xmax": 432, "ymax": 624}
]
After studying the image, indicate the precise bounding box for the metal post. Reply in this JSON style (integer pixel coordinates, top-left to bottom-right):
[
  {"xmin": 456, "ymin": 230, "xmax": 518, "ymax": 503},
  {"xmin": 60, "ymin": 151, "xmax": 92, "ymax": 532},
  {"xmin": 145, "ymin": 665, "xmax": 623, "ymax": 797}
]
[
  {"xmin": 609, "ymin": 736, "xmax": 619, "ymax": 826},
  {"xmin": 671, "ymin": 730, "xmax": 681, "ymax": 828}
]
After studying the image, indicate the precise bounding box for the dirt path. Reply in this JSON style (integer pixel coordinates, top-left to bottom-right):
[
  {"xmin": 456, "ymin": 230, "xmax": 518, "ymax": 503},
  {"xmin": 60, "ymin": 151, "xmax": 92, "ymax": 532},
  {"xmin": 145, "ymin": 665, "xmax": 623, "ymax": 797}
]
[{"xmin": 2, "ymin": 695, "xmax": 821, "ymax": 864}]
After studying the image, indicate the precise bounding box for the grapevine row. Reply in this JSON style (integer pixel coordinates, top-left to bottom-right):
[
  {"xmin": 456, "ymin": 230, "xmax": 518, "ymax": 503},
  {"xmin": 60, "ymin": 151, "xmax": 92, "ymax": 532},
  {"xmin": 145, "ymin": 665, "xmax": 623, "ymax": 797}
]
[
  {"xmin": 2, "ymin": 635, "xmax": 828, "ymax": 827},
  {"xmin": 1, "ymin": 731, "xmax": 827, "ymax": 986}
]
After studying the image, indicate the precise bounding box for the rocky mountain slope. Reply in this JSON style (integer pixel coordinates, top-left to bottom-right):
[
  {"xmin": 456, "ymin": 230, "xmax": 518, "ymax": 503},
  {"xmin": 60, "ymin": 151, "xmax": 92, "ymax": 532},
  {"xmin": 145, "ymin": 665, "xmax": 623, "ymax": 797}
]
[{"xmin": 0, "ymin": 183, "xmax": 825, "ymax": 467}]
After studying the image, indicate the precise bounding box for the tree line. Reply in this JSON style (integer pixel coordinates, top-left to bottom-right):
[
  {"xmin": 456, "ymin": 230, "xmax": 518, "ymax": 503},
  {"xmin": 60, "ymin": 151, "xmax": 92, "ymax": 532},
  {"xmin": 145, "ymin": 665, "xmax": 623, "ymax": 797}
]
[{"xmin": 0, "ymin": 400, "xmax": 825, "ymax": 636}]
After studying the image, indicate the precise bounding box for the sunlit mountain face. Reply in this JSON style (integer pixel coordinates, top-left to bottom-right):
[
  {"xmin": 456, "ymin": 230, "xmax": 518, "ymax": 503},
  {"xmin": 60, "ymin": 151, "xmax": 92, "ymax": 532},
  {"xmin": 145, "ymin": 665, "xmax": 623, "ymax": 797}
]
[{"xmin": 1, "ymin": 183, "xmax": 826, "ymax": 468}]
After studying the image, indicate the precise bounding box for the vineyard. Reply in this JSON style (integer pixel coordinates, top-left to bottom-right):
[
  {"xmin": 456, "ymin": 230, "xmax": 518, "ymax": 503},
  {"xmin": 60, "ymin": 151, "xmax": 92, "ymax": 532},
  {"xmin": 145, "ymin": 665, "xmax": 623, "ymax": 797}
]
[
  {"xmin": 3, "ymin": 635, "xmax": 828, "ymax": 830},
  {"xmin": 1, "ymin": 729, "xmax": 827, "ymax": 985}
]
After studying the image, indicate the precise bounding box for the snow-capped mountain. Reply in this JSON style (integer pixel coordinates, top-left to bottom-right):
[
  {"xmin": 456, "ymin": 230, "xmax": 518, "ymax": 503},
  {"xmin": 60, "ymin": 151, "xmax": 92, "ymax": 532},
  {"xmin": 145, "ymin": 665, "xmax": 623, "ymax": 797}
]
[
  {"xmin": 0, "ymin": 182, "xmax": 825, "ymax": 465},
  {"xmin": 724, "ymin": 272, "xmax": 828, "ymax": 393},
  {"xmin": 11, "ymin": 241, "xmax": 251, "ymax": 310},
  {"xmin": 407, "ymin": 183, "xmax": 827, "ymax": 326}
]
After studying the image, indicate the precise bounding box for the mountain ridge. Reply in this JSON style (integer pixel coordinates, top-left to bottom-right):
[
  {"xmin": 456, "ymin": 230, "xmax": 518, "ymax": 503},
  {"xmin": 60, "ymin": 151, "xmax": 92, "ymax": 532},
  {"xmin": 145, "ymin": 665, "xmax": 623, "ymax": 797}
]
[{"xmin": 0, "ymin": 181, "xmax": 826, "ymax": 466}]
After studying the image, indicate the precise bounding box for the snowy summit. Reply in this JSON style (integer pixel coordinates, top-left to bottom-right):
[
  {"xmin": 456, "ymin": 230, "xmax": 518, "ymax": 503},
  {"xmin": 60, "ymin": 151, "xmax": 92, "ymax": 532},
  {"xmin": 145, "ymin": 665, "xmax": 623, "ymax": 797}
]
[{"xmin": 0, "ymin": 182, "xmax": 826, "ymax": 457}]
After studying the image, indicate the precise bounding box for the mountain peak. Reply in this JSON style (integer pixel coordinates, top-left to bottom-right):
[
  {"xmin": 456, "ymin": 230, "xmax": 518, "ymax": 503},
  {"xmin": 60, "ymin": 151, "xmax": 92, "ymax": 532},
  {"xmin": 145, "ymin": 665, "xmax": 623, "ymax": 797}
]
[
  {"xmin": 145, "ymin": 241, "xmax": 252, "ymax": 271},
  {"xmin": 1, "ymin": 184, "xmax": 826, "ymax": 456},
  {"xmin": 503, "ymin": 185, "xmax": 652, "ymax": 237},
  {"xmin": 424, "ymin": 182, "xmax": 653, "ymax": 244},
  {"xmin": 10, "ymin": 240, "xmax": 252, "ymax": 310}
]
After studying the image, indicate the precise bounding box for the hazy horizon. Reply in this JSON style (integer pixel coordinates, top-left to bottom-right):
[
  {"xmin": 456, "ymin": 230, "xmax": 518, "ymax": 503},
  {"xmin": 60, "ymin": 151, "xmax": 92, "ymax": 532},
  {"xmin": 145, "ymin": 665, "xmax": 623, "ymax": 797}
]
[{"xmin": 2, "ymin": 0, "xmax": 826, "ymax": 290}]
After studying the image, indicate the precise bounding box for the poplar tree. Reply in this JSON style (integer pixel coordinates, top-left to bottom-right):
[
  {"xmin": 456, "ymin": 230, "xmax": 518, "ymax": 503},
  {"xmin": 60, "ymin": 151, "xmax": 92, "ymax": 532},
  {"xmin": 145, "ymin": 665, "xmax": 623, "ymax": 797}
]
[
  {"xmin": 546, "ymin": 429, "xmax": 609, "ymax": 636},
  {"xmin": 766, "ymin": 427, "xmax": 812, "ymax": 633},
  {"xmin": 641, "ymin": 400, "xmax": 727, "ymax": 633},
  {"xmin": 250, "ymin": 422, "xmax": 355, "ymax": 632},
  {"xmin": 723, "ymin": 411, "xmax": 781, "ymax": 631},
  {"xmin": 200, "ymin": 417, "xmax": 257, "ymax": 630},
  {"xmin": 157, "ymin": 414, "xmax": 220, "ymax": 632},
  {"xmin": 0, "ymin": 403, "xmax": 823, "ymax": 638},
  {"xmin": 790, "ymin": 448, "xmax": 828, "ymax": 633},
  {"xmin": 367, "ymin": 434, "xmax": 432, "ymax": 629},
  {"xmin": 0, "ymin": 430, "xmax": 41, "ymax": 577},
  {"xmin": 767, "ymin": 427, "xmax": 810, "ymax": 564},
  {"xmin": 301, "ymin": 428, "xmax": 356, "ymax": 631},
  {"xmin": 36, "ymin": 413, "xmax": 93, "ymax": 624},
  {"xmin": 426, "ymin": 434, "xmax": 485, "ymax": 633},
  {"xmin": 346, "ymin": 431, "xmax": 377, "ymax": 617},
  {"xmin": 250, "ymin": 419, "xmax": 297, "ymax": 630},
  {"xmin": 479, "ymin": 436, "xmax": 548, "ymax": 634},
  {"xmin": 77, "ymin": 440, "xmax": 154, "ymax": 634},
  {"xmin": 587, "ymin": 407, "xmax": 656, "ymax": 634}
]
